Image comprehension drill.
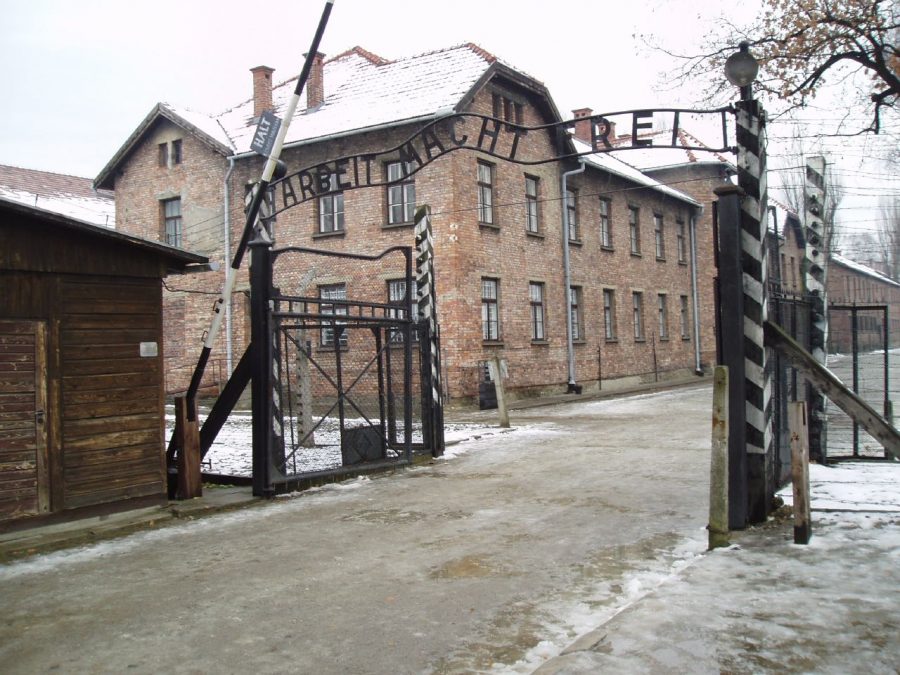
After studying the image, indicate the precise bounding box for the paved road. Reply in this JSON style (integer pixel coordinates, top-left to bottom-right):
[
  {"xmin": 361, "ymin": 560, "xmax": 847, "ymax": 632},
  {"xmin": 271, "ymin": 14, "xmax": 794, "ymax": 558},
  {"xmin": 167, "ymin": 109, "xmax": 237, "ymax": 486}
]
[{"xmin": 0, "ymin": 386, "xmax": 713, "ymax": 674}]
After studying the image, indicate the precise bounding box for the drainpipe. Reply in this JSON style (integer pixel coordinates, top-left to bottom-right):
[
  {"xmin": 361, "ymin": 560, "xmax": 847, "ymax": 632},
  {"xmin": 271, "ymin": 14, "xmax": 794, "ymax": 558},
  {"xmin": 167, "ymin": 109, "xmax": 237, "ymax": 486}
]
[
  {"xmin": 223, "ymin": 156, "xmax": 236, "ymax": 376},
  {"xmin": 689, "ymin": 209, "xmax": 703, "ymax": 374},
  {"xmin": 561, "ymin": 160, "xmax": 586, "ymax": 391}
]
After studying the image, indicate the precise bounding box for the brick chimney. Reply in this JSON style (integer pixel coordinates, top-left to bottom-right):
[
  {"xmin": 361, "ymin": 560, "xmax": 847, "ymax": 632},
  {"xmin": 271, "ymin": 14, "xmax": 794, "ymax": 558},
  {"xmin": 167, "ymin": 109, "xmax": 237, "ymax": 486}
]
[
  {"xmin": 250, "ymin": 65, "xmax": 274, "ymax": 118},
  {"xmin": 305, "ymin": 52, "xmax": 325, "ymax": 109},
  {"xmin": 572, "ymin": 108, "xmax": 593, "ymax": 143}
]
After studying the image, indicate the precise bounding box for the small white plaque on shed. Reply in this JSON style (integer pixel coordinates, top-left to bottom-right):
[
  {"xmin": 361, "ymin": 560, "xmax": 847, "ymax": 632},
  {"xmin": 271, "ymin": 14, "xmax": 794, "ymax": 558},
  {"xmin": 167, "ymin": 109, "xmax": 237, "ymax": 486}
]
[{"xmin": 139, "ymin": 341, "xmax": 159, "ymax": 358}]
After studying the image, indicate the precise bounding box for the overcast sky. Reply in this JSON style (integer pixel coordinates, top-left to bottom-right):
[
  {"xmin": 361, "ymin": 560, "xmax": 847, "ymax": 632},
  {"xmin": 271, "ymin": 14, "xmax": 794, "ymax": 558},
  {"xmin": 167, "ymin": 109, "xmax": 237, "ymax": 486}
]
[{"xmin": 1, "ymin": 0, "xmax": 895, "ymax": 241}]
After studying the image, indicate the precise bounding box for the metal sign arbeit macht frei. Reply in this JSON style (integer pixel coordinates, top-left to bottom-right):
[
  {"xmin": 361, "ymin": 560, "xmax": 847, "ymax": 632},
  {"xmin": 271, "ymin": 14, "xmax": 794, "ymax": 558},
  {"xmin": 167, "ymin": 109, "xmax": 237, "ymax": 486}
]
[{"xmin": 269, "ymin": 107, "xmax": 734, "ymax": 214}]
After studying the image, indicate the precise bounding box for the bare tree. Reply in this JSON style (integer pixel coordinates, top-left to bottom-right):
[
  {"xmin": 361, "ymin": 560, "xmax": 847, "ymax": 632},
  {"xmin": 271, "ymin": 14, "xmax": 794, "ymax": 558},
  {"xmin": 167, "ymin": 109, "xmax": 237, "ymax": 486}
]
[
  {"xmin": 657, "ymin": 0, "xmax": 899, "ymax": 135},
  {"xmin": 775, "ymin": 134, "xmax": 846, "ymax": 254},
  {"xmin": 877, "ymin": 196, "xmax": 900, "ymax": 279}
]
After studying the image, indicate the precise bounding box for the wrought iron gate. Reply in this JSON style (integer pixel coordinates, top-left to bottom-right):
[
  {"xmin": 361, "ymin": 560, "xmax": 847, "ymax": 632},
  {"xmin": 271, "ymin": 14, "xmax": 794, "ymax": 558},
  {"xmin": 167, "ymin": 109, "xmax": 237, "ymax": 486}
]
[{"xmin": 250, "ymin": 242, "xmax": 442, "ymax": 494}]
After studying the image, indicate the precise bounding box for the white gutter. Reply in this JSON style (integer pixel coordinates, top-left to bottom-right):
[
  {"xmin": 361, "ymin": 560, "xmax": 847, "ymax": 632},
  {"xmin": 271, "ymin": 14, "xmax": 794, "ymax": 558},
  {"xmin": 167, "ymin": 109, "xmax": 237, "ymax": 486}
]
[
  {"xmin": 689, "ymin": 210, "xmax": 703, "ymax": 374},
  {"xmin": 561, "ymin": 160, "xmax": 586, "ymax": 390},
  {"xmin": 223, "ymin": 156, "xmax": 236, "ymax": 375}
]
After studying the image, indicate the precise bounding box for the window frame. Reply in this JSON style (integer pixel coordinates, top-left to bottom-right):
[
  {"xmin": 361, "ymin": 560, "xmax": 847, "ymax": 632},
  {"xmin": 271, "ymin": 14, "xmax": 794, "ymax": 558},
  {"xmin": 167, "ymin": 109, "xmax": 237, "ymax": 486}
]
[
  {"xmin": 654, "ymin": 213, "xmax": 666, "ymax": 260},
  {"xmin": 566, "ymin": 189, "xmax": 580, "ymax": 242},
  {"xmin": 161, "ymin": 197, "xmax": 182, "ymax": 248},
  {"xmin": 603, "ymin": 288, "xmax": 617, "ymax": 341},
  {"xmin": 477, "ymin": 161, "xmax": 495, "ymax": 226},
  {"xmin": 172, "ymin": 138, "xmax": 183, "ymax": 165},
  {"xmin": 629, "ymin": 206, "xmax": 641, "ymax": 255},
  {"xmin": 481, "ymin": 278, "xmax": 501, "ymax": 341},
  {"xmin": 524, "ymin": 175, "xmax": 540, "ymax": 234},
  {"xmin": 657, "ymin": 293, "xmax": 669, "ymax": 340},
  {"xmin": 529, "ymin": 281, "xmax": 546, "ymax": 341},
  {"xmin": 570, "ymin": 285, "xmax": 583, "ymax": 341},
  {"xmin": 385, "ymin": 161, "xmax": 416, "ymax": 226},
  {"xmin": 387, "ymin": 278, "xmax": 418, "ymax": 343},
  {"xmin": 680, "ymin": 294, "xmax": 691, "ymax": 340},
  {"xmin": 632, "ymin": 291, "xmax": 645, "ymax": 341},
  {"xmin": 599, "ymin": 198, "xmax": 613, "ymax": 249},
  {"xmin": 319, "ymin": 283, "xmax": 349, "ymax": 348},
  {"xmin": 676, "ymin": 219, "xmax": 687, "ymax": 263},
  {"xmin": 318, "ymin": 174, "xmax": 345, "ymax": 234}
]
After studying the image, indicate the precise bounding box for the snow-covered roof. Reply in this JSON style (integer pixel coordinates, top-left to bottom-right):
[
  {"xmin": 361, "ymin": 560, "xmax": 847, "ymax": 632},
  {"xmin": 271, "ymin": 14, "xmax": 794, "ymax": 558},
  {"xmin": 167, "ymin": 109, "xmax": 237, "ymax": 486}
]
[
  {"xmin": 572, "ymin": 138, "xmax": 701, "ymax": 208},
  {"xmin": 611, "ymin": 128, "xmax": 734, "ymax": 173},
  {"xmin": 831, "ymin": 252, "xmax": 900, "ymax": 288},
  {"xmin": 0, "ymin": 164, "xmax": 115, "ymax": 227},
  {"xmin": 220, "ymin": 44, "xmax": 503, "ymax": 155},
  {"xmin": 96, "ymin": 44, "xmax": 568, "ymax": 189}
]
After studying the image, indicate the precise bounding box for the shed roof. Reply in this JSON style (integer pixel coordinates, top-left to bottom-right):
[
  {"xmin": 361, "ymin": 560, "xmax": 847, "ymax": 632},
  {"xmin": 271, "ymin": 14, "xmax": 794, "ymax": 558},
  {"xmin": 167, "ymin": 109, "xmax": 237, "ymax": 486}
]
[
  {"xmin": 0, "ymin": 164, "xmax": 115, "ymax": 227},
  {"xmin": 0, "ymin": 196, "xmax": 206, "ymax": 269}
]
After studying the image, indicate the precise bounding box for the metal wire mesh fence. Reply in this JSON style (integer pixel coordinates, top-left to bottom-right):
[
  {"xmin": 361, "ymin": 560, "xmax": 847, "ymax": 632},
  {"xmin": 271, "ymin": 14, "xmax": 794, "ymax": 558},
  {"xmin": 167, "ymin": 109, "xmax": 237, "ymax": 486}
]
[{"xmin": 825, "ymin": 305, "xmax": 896, "ymax": 459}]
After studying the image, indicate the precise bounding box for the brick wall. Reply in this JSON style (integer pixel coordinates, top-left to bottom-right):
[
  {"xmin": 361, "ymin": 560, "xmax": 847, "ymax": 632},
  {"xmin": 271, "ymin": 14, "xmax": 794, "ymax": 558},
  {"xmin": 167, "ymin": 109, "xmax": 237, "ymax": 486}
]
[{"xmin": 109, "ymin": 81, "xmax": 722, "ymax": 402}]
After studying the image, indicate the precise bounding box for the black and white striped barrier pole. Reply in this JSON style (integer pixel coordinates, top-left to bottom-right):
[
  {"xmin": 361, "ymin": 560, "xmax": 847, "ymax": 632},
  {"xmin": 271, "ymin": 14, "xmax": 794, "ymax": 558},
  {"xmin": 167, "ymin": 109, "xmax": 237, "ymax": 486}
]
[
  {"xmin": 181, "ymin": 0, "xmax": 334, "ymax": 420},
  {"xmin": 804, "ymin": 155, "xmax": 828, "ymax": 461},
  {"xmin": 414, "ymin": 205, "xmax": 444, "ymax": 456},
  {"xmin": 726, "ymin": 42, "xmax": 772, "ymax": 524}
]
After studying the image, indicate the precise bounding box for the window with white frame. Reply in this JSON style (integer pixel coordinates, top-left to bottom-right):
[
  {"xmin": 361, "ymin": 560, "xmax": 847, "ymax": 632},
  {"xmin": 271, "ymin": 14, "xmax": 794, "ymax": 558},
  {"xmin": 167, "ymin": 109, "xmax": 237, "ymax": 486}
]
[
  {"xmin": 570, "ymin": 286, "xmax": 583, "ymax": 340},
  {"xmin": 632, "ymin": 291, "xmax": 645, "ymax": 340},
  {"xmin": 566, "ymin": 189, "xmax": 579, "ymax": 241},
  {"xmin": 658, "ymin": 293, "xmax": 669, "ymax": 339},
  {"xmin": 529, "ymin": 282, "xmax": 545, "ymax": 340},
  {"xmin": 676, "ymin": 220, "xmax": 687, "ymax": 263},
  {"xmin": 525, "ymin": 175, "xmax": 540, "ymax": 233},
  {"xmin": 477, "ymin": 161, "xmax": 495, "ymax": 225},
  {"xmin": 386, "ymin": 161, "xmax": 416, "ymax": 225},
  {"xmin": 603, "ymin": 289, "xmax": 616, "ymax": 340},
  {"xmin": 387, "ymin": 278, "xmax": 418, "ymax": 342},
  {"xmin": 654, "ymin": 214, "xmax": 665, "ymax": 260},
  {"xmin": 629, "ymin": 206, "xmax": 641, "ymax": 255},
  {"xmin": 319, "ymin": 283, "xmax": 348, "ymax": 347},
  {"xmin": 318, "ymin": 174, "xmax": 345, "ymax": 234},
  {"xmin": 161, "ymin": 197, "xmax": 182, "ymax": 247},
  {"xmin": 599, "ymin": 198, "xmax": 612, "ymax": 248},
  {"xmin": 680, "ymin": 295, "xmax": 691, "ymax": 339},
  {"xmin": 482, "ymin": 278, "xmax": 500, "ymax": 340}
]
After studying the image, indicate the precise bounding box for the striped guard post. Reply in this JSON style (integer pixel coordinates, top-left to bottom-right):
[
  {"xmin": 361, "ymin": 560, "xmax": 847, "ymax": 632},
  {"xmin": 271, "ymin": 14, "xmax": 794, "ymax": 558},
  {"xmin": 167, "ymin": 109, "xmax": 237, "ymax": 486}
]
[
  {"xmin": 735, "ymin": 99, "xmax": 773, "ymax": 462},
  {"xmin": 804, "ymin": 155, "xmax": 828, "ymax": 460},
  {"xmin": 414, "ymin": 206, "xmax": 443, "ymax": 442}
]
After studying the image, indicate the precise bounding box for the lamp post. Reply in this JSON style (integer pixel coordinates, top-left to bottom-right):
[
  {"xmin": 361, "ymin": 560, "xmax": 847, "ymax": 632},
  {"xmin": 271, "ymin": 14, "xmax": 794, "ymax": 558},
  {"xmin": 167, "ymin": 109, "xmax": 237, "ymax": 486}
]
[{"xmin": 721, "ymin": 42, "xmax": 773, "ymax": 526}]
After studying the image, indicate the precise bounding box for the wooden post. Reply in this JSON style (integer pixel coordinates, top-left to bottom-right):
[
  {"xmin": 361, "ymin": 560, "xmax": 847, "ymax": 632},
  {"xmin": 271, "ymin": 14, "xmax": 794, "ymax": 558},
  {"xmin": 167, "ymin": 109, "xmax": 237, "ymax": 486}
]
[
  {"xmin": 789, "ymin": 401, "xmax": 812, "ymax": 544},
  {"xmin": 296, "ymin": 330, "xmax": 314, "ymax": 447},
  {"xmin": 765, "ymin": 320, "xmax": 900, "ymax": 460},
  {"xmin": 487, "ymin": 357, "xmax": 509, "ymax": 428},
  {"xmin": 175, "ymin": 395, "xmax": 202, "ymax": 500},
  {"xmin": 709, "ymin": 366, "xmax": 730, "ymax": 550}
]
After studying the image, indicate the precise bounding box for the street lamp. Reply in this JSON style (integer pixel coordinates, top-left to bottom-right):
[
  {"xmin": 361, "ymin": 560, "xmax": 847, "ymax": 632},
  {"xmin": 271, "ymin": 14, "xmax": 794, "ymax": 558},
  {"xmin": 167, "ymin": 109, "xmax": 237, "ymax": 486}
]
[{"xmin": 724, "ymin": 42, "xmax": 759, "ymax": 101}]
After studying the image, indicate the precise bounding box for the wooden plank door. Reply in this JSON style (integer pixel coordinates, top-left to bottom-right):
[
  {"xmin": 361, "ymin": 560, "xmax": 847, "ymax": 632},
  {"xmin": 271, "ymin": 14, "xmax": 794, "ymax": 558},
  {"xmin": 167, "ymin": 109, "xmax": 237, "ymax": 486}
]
[{"xmin": 0, "ymin": 320, "xmax": 50, "ymax": 519}]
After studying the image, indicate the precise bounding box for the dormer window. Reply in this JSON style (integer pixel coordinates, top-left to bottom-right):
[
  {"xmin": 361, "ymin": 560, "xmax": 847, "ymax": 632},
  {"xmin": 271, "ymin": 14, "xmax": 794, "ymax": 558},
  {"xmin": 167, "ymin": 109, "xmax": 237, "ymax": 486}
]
[
  {"xmin": 158, "ymin": 139, "xmax": 183, "ymax": 168},
  {"xmin": 491, "ymin": 92, "xmax": 523, "ymax": 127}
]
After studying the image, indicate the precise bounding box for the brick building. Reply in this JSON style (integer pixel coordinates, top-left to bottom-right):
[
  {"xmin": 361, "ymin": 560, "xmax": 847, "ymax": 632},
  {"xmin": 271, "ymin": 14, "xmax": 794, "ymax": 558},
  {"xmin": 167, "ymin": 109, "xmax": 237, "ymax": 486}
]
[
  {"xmin": 95, "ymin": 44, "xmax": 718, "ymax": 403},
  {"xmin": 827, "ymin": 253, "xmax": 900, "ymax": 353}
]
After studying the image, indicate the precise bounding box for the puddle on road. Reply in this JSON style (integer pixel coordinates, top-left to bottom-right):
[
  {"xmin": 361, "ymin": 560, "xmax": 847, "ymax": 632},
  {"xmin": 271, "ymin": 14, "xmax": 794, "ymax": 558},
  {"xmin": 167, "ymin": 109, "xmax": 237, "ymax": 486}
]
[
  {"xmin": 340, "ymin": 508, "xmax": 471, "ymax": 525},
  {"xmin": 429, "ymin": 554, "xmax": 498, "ymax": 579}
]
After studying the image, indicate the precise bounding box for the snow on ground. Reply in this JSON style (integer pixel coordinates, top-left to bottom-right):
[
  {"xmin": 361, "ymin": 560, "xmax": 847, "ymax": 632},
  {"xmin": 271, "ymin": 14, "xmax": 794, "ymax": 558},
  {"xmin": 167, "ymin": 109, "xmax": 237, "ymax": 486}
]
[
  {"xmin": 778, "ymin": 461, "xmax": 900, "ymax": 512},
  {"xmin": 166, "ymin": 410, "xmax": 506, "ymax": 476}
]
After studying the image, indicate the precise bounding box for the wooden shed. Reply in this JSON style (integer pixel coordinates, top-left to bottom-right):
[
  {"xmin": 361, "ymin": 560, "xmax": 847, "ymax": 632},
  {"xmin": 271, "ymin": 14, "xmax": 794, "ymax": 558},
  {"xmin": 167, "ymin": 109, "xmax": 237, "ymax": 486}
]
[{"xmin": 0, "ymin": 197, "xmax": 206, "ymax": 528}]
